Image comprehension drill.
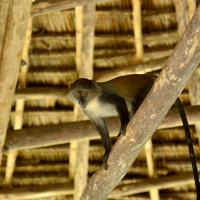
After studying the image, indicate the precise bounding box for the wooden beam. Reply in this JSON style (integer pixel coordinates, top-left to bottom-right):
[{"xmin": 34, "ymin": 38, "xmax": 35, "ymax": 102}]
[
  {"xmin": 187, "ymin": 0, "xmax": 197, "ymax": 19},
  {"xmin": 132, "ymin": 0, "xmax": 143, "ymax": 61},
  {"xmin": 5, "ymin": 105, "xmax": 200, "ymax": 151},
  {"xmin": 174, "ymin": 0, "xmax": 189, "ymax": 36},
  {"xmin": 0, "ymin": 0, "xmax": 32, "ymax": 165},
  {"xmin": 5, "ymin": 18, "xmax": 32, "ymax": 185},
  {"xmin": 0, "ymin": 173, "xmax": 197, "ymax": 200},
  {"xmin": 144, "ymin": 140, "xmax": 160, "ymax": 200},
  {"xmin": 70, "ymin": 1, "xmax": 95, "ymax": 199},
  {"xmin": 80, "ymin": 6, "xmax": 200, "ymax": 199},
  {"xmin": 0, "ymin": 1, "xmax": 9, "ymax": 58},
  {"xmin": 4, "ymin": 150, "xmax": 17, "ymax": 185}
]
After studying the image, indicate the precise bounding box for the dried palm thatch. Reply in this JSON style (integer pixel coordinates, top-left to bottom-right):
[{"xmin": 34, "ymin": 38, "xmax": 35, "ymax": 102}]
[{"xmin": 0, "ymin": 0, "xmax": 200, "ymax": 200}]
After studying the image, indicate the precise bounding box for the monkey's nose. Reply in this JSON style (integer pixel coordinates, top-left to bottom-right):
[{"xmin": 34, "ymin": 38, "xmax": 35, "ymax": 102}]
[{"xmin": 78, "ymin": 99, "xmax": 86, "ymax": 109}]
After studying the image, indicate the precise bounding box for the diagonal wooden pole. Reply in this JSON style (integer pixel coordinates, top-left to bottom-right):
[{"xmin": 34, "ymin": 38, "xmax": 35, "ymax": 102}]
[
  {"xmin": 0, "ymin": 0, "xmax": 32, "ymax": 165},
  {"xmin": 80, "ymin": 5, "xmax": 200, "ymax": 200}
]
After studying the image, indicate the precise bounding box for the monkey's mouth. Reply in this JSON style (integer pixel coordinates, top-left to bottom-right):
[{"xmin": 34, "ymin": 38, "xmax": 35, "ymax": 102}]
[{"xmin": 80, "ymin": 104, "xmax": 87, "ymax": 109}]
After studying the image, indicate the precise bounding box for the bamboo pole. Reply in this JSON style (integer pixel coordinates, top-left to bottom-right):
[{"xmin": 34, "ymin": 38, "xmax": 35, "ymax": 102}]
[
  {"xmin": 144, "ymin": 140, "xmax": 160, "ymax": 200},
  {"xmin": 69, "ymin": 1, "xmax": 95, "ymax": 200},
  {"xmin": 132, "ymin": 0, "xmax": 143, "ymax": 61},
  {"xmin": 80, "ymin": 6, "xmax": 200, "ymax": 199},
  {"xmin": 173, "ymin": 0, "xmax": 189, "ymax": 36},
  {"xmin": 0, "ymin": 0, "xmax": 32, "ymax": 165},
  {"xmin": 188, "ymin": 0, "xmax": 197, "ymax": 19}
]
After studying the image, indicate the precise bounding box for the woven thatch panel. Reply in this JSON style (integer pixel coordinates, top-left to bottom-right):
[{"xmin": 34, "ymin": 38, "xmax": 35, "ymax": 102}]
[{"xmin": 1, "ymin": 0, "xmax": 199, "ymax": 199}]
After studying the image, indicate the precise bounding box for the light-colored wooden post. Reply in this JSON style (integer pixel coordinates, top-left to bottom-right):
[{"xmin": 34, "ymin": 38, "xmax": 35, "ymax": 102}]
[
  {"xmin": 0, "ymin": 0, "xmax": 32, "ymax": 165},
  {"xmin": 174, "ymin": 0, "xmax": 189, "ymax": 36},
  {"xmin": 187, "ymin": 0, "xmax": 197, "ymax": 19},
  {"xmin": 132, "ymin": 0, "xmax": 143, "ymax": 61},
  {"xmin": 5, "ymin": 18, "xmax": 32, "ymax": 185},
  {"xmin": 145, "ymin": 140, "xmax": 160, "ymax": 200},
  {"xmin": 69, "ymin": 1, "xmax": 95, "ymax": 200}
]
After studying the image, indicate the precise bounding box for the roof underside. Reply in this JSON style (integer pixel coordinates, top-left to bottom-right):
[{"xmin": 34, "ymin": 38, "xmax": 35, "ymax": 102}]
[{"xmin": 0, "ymin": 0, "xmax": 200, "ymax": 200}]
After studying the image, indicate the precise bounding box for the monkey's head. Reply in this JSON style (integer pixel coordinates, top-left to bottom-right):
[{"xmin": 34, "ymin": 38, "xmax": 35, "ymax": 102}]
[{"xmin": 69, "ymin": 78, "xmax": 100, "ymax": 109}]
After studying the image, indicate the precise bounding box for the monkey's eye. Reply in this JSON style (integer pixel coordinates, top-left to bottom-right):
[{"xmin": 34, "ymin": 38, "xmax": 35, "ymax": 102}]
[{"xmin": 74, "ymin": 94, "xmax": 80, "ymax": 99}]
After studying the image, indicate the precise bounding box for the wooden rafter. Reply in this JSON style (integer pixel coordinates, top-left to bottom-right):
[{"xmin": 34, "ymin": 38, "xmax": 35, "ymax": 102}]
[
  {"xmin": 4, "ymin": 105, "xmax": 200, "ymax": 151},
  {"xmin": 0, "ymin": 0, "xmax": 32, "ymax": 165},
  {"xmin": 80, "ymin": 6, "xmax": 200, "ymax": 199}
]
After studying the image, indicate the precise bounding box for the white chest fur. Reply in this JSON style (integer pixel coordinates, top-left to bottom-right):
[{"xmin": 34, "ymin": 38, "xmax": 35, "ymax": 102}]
[{"xmin": 84, "ymin": 96, "xmax": 118, "ymax": 118}]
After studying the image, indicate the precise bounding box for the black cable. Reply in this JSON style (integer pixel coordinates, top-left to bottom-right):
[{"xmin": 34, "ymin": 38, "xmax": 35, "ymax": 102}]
[{"xmin": 175, "ymin": 98, "xmax": 200, "ymax": 199}]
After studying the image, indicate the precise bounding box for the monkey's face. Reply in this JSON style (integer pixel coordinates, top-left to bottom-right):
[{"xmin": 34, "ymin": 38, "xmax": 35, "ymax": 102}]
[
  {"xmin": 71, "ymin": 89, "xmax": 90, "ymax": 109},
  {"xmin": 69, "ymin": 78, "xmax": 100, "ymax": 109}
]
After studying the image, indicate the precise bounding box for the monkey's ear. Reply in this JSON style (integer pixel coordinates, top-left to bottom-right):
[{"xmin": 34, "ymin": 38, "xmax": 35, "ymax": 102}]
[{"xmin": 68, "ymin": 79, "xmax": 77, "ymax": 90}]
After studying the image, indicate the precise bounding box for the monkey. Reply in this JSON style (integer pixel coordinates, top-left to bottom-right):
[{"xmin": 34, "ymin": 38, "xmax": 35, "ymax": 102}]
[
  {"xmin": 69, "ymin": 75, "xmax": 155, "ymax": 168},
  {"xmin": 68, "ymin": 74, "xmax": 199, "ymax": 198}
]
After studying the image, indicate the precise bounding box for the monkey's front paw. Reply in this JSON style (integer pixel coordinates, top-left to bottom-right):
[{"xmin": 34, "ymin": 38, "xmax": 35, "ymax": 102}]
[
  {"xmin": 102, "ymin": 162, "xmax": 108, "ymax": 170},
  {"xmin": 118, "ymin": 123, "xmax": 128, "ymax": 138},
  {"xmin": 102, "ymin": 153, "xmax": 109, "ymax": 170}
]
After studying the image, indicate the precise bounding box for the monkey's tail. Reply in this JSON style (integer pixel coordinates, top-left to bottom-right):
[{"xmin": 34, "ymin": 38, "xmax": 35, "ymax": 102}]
[{"xmin": 175, "ymin": 98, "xmax": 200, "ymax": 199}]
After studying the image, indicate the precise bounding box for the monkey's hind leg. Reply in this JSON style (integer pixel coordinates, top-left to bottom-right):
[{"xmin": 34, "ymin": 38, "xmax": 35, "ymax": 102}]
[{"xmin": 94, "ymin": 117, "xmax": 112, "ymax": 170}]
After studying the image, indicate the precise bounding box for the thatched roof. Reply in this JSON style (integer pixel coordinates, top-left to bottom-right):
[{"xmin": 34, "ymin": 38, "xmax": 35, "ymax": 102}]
[{"xmin": 0, "ymin": 0, "xmax": 200, "ymax": 199}]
